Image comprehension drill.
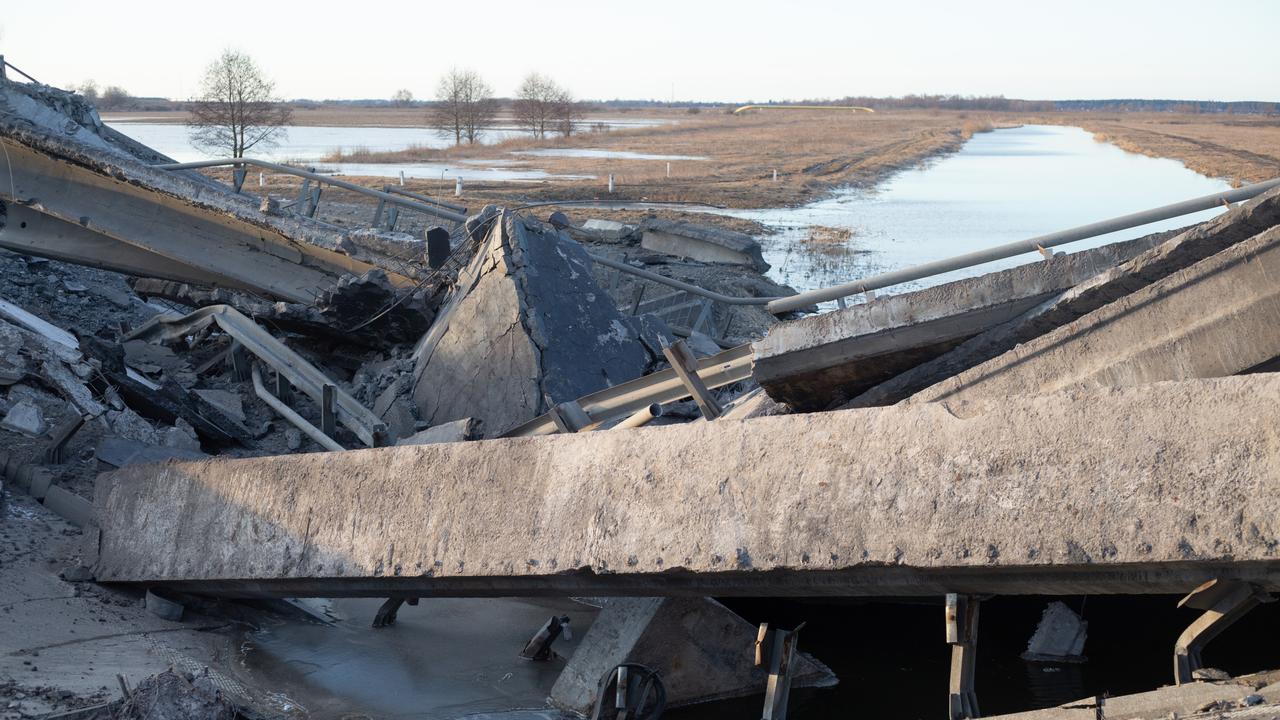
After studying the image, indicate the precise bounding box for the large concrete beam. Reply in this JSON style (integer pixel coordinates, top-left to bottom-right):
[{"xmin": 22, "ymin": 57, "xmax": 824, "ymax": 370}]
[
  {"xmin": 92, "ymin": 374, "xmax": 1280, "ymax": 598},
  {"xmin": 752, "ymin": 233, "xmax": 1167, "ymax": 410},
  {"xmin": 0, "ymin": 138, "xmax": 395, "ymax": 304},
  {"xmin": 847, "ymin": 187, "xmax": 1280, "ymax": 408},
  {"xmin": 910, "ymin": 224, "xmax": 1280, "ymax": 415},
  {"xmin": 0, "ymin": 80, "xmax": 421, "ymax": 304},
  {"xmin": 0, "ymin": 201, "xmax": 265, "ymax": 292}
]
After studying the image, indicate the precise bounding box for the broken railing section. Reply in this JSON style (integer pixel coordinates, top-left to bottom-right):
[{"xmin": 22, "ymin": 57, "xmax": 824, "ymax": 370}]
[
  {"xmin": 126, "ymin": 305, "xmax": 387, "ymax": 448},
  {"xmin": 1174, "ymin": 579, "xmax": 1275, "ymax": 685},
  {"xmin": 502, "ymin": 340, "xmax": 751, "ymax": 437}
]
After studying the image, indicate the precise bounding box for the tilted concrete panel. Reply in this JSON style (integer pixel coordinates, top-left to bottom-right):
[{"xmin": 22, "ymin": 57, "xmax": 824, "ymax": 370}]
[
  {"xmin": 549, "ymin": 597, "xmax": 833, "ymax": 712},
  {"xmin": 752, "ymin": 233, "xmax": 1169, "ymax": 410},
  {"xmin": 412, "ymin": 212, "xmax": 653, "ymax": 437},
  {"xmin": 911, "ymin": 224, "xmax": 1280, "ymax": 415},
  {"xmin": 848, "ymin": 187, "xmax": 1280, "ymax": 408},
  {"xmin": 93, "ymin": 374, "xmax": 1280, "ymax": 598}
]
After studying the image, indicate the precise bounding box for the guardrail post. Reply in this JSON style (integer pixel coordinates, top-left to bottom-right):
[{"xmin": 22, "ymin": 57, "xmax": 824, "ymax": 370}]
[
  {"xmin": 946, "ymin": 593, "xmax": 981, "ymax": 720},
  {"xmin": 663, "ymin": 340, "xmax": 722, "ymax": 420},
  {"xmin": 321, "ymin": 384, "xmax": 336, "ymax": 437}
]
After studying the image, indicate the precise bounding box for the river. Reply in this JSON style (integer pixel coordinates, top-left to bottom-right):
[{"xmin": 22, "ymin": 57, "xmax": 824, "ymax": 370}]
[{"xmin": 717, "ymin": 124, "xmax": 1232, "ymax": 298}]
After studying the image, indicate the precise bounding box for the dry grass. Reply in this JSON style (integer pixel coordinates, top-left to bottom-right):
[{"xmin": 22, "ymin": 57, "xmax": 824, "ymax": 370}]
[
  {"xmin": 800, "ymin": 226, "xmax": 859, "ymax": 256},
  {"xmin": 427, "ymin": 109, "xmax": 986, "ymax": 208}
]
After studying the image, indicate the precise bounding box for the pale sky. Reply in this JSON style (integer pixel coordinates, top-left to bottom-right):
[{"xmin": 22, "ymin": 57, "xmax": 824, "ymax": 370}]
[{"xmin": 2, "ymin": 0, "xmax": 1276, "ymax": 103}]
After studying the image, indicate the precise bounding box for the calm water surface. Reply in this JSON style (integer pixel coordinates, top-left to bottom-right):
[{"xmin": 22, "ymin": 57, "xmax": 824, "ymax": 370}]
[
  {"xmin": 106, "ymin": 119, "xmax": 670, "ymax": 164},
  {"xmin": 714, "ymin": 125, "xmax": 1232, "ymax": 297}
]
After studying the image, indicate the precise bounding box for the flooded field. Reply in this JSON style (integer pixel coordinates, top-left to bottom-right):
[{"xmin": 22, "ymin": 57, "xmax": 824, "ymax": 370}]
[
  {"xmin": 512, "ymin": 148, "xmax": 708, "ymax": 161},
  {"xmin": 712, "ymin": 125, "xmax": 1233, "ymax": 296},
  {"xmin": 105, "ymin": 119, "xmax": 671, "ymax": 163}
]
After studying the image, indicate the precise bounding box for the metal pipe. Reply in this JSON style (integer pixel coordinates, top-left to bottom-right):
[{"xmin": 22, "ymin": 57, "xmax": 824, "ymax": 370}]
[
  {"xmin": 588, "ymin": 253, "xmax": 782, "ymax": 306},
  {"xmin": 502, "ymin": 343, "xmax": 753, "ymax": 438},
  {"xmin": 251, "ymin": 364, "xmax": 345, "ymax": 452},
  {"xmin": 383, "ymin": 185, "xmax": 468, "ymax": 213},
  {"xmin": 154, "ymin": 158, "xmax": 468, "ymax": 224},
  {"xmin": 767, "ymin": 177, "xmax": 1280, "ymax": 314},
  {"xmin": 612, "ymin": 403, "xmax": 663, "ymax": 430}
]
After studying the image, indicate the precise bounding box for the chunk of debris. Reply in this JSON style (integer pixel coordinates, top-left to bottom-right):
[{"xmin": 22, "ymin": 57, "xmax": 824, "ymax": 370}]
[
  {"xmin": 582, "ymin": 218, "xmax": 637, "ymax": 242},
  {"xmin": 1021, "ymin": 601, "xmax": 1088, "ymax": 663},
  {"xmin": 112, "ymin": 669, "xmax": 238, "ymax": 720},
  {"xmin": 412, "ymin": 212, "xmax": 656, "ymax": 437},
  {"xmin": 1, "ymin": 399, "xmax": 46, "ymax": 437},
  {"xmin": 640, "ymin": 218, "xmax": 770, "ymax": 272},
  {"xmin": 96, "ymin": 436, "xmax": 209, "ymax": 468},
  {"xmin": 193, "ymin": 389, "xmax": 246, "ymax": 424},
  {"xmin": 550, "ymin": 597, "xmax": 834, "ymax": 713},
  {"xmin": 397, "ymin": 417, "xmax": 482, "ymax": 446}
]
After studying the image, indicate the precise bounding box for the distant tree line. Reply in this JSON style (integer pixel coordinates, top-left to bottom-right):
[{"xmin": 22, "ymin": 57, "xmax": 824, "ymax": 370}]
[
  {"xmin": 72, "ymin": 80, "xmax": 133, "ymax": 111},
  {"xmin": 424, "ymin": 69, "xmax": 584, "ymax": 145},
  {"xmin": 754, "ymin": 95, "xmax": 1279, "ymax": 116}
]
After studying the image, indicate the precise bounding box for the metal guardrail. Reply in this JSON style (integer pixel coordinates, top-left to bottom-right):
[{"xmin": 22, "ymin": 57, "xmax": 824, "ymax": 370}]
[
  {"xmin": 158, "ymin": 158, "xmax": 1280, "ymax": 320},
  {"xmin": 502, "ymin": 342, "xmax": 754, "ymax": 437},
  {"xmin": 154, "ymin": 158, "xmax": 468, "ymax": 225},
  {"xmin": 596, "ymin": 176, "xmax": 1280, "ymax": 315},
  {"xmin": 766, "ymin": 177, "xmax": 1280, "ymax": 314}
]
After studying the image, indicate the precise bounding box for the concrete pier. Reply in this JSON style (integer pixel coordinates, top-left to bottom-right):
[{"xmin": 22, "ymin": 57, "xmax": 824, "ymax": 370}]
[{"xmin": 92, "ymin": 374, "xmax": 1280, "ymax": 598}]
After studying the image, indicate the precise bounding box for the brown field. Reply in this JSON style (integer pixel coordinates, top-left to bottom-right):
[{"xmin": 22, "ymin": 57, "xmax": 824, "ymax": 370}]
[
  {"xmin": 189, "ymin": 107, "xmax": 1279, "ymax": 231},
  {"xmin": 380, "ymin": 110, "xmax": 993, "ymax": 208}
]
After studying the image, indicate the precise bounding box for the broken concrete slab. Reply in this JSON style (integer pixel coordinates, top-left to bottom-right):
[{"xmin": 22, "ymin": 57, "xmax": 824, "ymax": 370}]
[
  {"xmin": 95, "ymin": 436, "xmax": 208, "ymax": 468},
  {"xmin": 1, "ymin": 399, "xmax": 46, "ymax": 437},
  {"xmin": 1022, "ymin": 601, "xmax": 1087, "ymax": 662},
  {"xmin": 846, "ymin": 186, "xmax": 1280, "ymax": 409},
  {"xmin": 193, "ymin": 389, "xmax": 246, "ymax": 424},
  {"xmin": 751, "ymin": 231, "xmax": 1169, "ymax": 410},
  {"xmin": 909, "ymin": 223, "xmax": 1280, "ymax": 416},
  {"xmin": 412, "ymin": 212, "xmax": 653, "ymax": 437},
  {"xmin": 396, "ymin": 418, "xmax": 482, "ymax": 446},
  {"xmin": 0, "ymin": 77, "xmax": 421, "ymax": 306},
  {"xmin": 93, "ymin": 373, "xmax": 1280, "ymax": 598},
  {"xmin": 581, "ymin": 219, "xmax": 636, "ymax": 242},
  {"xmin": 640, "ymin": 219, "xmax": 769, "ymax": 272},
  {"xmin": 550, "ymin": 597, "xmax": 834, "ymax": 713}
]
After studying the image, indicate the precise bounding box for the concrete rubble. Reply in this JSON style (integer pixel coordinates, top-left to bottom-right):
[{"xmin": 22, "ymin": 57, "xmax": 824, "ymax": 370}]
[
  {"xmin": 411, "ymin": 211, "xmax": 662, "ymax": 437},
  {"xmin": 3, "ymin": 67, "xmax": 1280, "ymax": 720},
  {"xmin": 640, "ymin": 218, "xmax": 771, "ymax": 272}
]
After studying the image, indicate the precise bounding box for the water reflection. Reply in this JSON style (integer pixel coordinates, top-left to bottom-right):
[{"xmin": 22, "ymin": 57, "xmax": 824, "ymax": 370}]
[{"xmin": 709, "ymin": 125, "xmax": 1231, "ymax": 298}]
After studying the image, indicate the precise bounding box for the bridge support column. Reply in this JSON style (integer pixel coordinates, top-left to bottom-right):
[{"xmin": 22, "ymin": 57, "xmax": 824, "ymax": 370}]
[
  {"xmin": 946, "ymin": 593, "xmax": 981, "ymax": 720},
  {"xmin": 1174, "ymin": 579, "xmax": 1274, "ymax": 684}
]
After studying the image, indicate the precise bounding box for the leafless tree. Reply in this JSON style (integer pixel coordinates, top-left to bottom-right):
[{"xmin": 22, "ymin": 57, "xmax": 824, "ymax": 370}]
[
  {"xmin": 99, "ymin": 85, "xmax": 131, "ymax": 111},
  {"xmin": 513, "ymin": 73, "xmax": 561, "ymax": 139},
  {"xmin": 187, "ymin": 50, "xmax": 292, "ymax": 158},
  {"xmin": 553, "ymin": 88, "xmax": 584, "ymax": 137},
  {"xmin": 74, "ymin": 80, "xmax": 99, "ymax": 103},
  {"xmin": 429, "ymin": 68, "xmax": 497, "ymax": 146},
  {"xmin": 392, "ymin": 89, "xmax": 414, "ymax": 107}
]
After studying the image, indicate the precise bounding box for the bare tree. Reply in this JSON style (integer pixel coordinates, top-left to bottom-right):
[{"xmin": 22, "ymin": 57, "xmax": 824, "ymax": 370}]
[
  {"xmin": 99, "ymin": 85, "xmax": 131, "ymax": 111},
  {"xmin": 75, "ymin": 80, "xmax": 99, "ymax": 103},
  {"xmin": 430, "ymin": 69, "xmax": 497, "ymax": 146},
  {"xmin": 513, "ymin": 73, "xmax": 560, "ymax": 139},
  {"xmin": 187, "ymin": 50, "xmax": 292, "ymax": 158},
  {"xmin": 553, "ymin": 88, "xmax": 584, "ymax": 137},
  {"xmin": 392, "ymin": 89, "xmax": 414, "ymax": 107}
]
